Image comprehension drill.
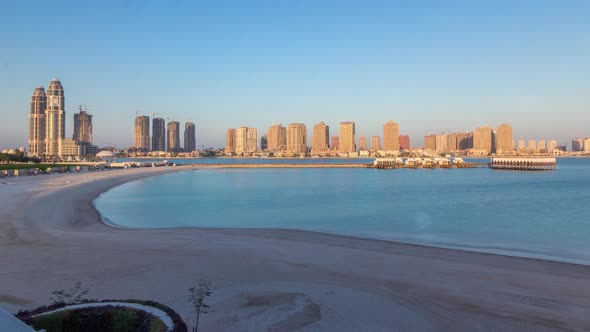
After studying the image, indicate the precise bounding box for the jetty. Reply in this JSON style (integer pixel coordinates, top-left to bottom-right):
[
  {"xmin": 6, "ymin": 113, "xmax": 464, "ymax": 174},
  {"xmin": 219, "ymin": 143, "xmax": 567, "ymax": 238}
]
[
  {"xmin": 370, "ymin": 157, "xmax": 482, "ymax": 169},
  {"xmin": 489, "ymin": 157, "xmax": 557, "ymax": 171}
]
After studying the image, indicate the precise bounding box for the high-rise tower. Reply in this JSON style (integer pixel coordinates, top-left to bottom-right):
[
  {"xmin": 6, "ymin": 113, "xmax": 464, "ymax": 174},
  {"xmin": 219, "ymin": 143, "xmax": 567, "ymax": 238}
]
[
  {"xmin": 134, "ymin": 115, "xmax": 150, "ymax": 151},
  {"xmin": 28, "ymin": 86, "xmax": 46, "ymax": 157},
  {"xmin": 73, "ymin": 107, "xmax": 93, "ymax": 144},
  {"xmin": 383, "ymin": 120, "xmax": 400, "ymax": 151},
  {"xmin": 495, "ymin": 123, "xmax": 514, "ymax": 153},
  {"xmin": 311, "ymin": 122, "xmax": 330, "ymax": 152},
  {"xmin": 287, "ymin": 123, "xmax": 307, "ymax": 153},
  {"xmin": 167, "ymin": 121, "xmax": 180, "ymax": 152},
  {"xmin": 184, "ymin": 122, "xmax": 196, "ymax": 152},
  {"xmin": 339, "ymin": 122, "xmax": 356, "ymax": 153},
  {"xmin": 267, "ymin": 124, "xmax": 287, "ymax": 151},
  {"xmin": 152, "ymin": 117, "xmax": 165, "ymax": 151},
  {"xmin": 45, "ymin": 79, "xmax": 65, "ymax": 156}
]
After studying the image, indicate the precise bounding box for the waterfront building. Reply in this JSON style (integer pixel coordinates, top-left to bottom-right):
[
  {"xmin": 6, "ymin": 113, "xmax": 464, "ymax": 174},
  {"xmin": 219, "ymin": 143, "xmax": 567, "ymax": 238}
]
[
  {"xmin": 60, "ymin": 138, "xmax": 80, "ymax": 157},
  {"xmin": 73, "ymin": 108, "xmax": 92, "ymax": 144},
  {"xmin": 538, "ymin": 140, "xmax": 546, "ymax": 152},
  {"xmin": 134, "ymin": 115, "xmax": 150, "ymax": 152},
  {"xmin": 261, "ymin": 135, "xmax": 268, "ymax": 150},
  {"xmin": 495, "ymin": 124, "xmax": 514, "ymax": 153},
  {"xmin": 339, "ymin": 122, "xmax": 356, "ymax": 153},
  {"xmin": 358, "ymin": 136, "xmax": 367, "ymax": 150},
  {"xmin": 152, "ymin": 117, "xmax": 166, "ymax": 151},
  {"xmin": 436, "ymin": 134, "xmax": 448, "ymax": 152},
  {"xmin": 371, "ymin": 136, "xmax": 380, "ymax": 150},
  {"xmin": 331, "ymin": 136, "xmax": 339, "ymax": 150},
  {"xmin": 518, "ymin": 140, "xmax": 526, "ymax": 150},
  {"xmin": 45, "ymin": 79, "xmax": 65, "ymax": 156},
  {"xmin": 528, "ymin": 139, "xmax": 537, "ymax": 151},
  {"xmin": 473, "ymin": 126, "xmax": 493, "ymax": 152},
  {"xmin": 184, "ymin": 122, "xmax": 196, "ymax": 152},
  {"xmin": 383, "ymin": 120, "xmax": 400, "ymax": 151},
  {"xmin": 424, "ymin": 134, "xmax": 437, "ymax": 150},
  {"xmin": 28, "ymin": 86, "xmax": 46, "ymax": 157},
  {"xmin": 446, "ymin": 133, "xmax": 458, "ymax": 152},
  {"xmin": 548, "ymin": 140, "xmax": 558, "ymax": 151},
  {"xmin": 311, "ymin": 122, "xmax": 330, "ymax": 152},
  {"xmin": 246, "ymin": 128, "xmax": 258, "ymax": 151},
  {"xmin": 572, "ymin": 138, "xmax": 584, "ymax": 152},
  {"xmin": 267, "ymin": 124, "xmax": 287, "ymax": 151},
  {"xmin": 235, "ymin": 127, "xmax": 258, "ymax": 153},
  {"xmin": 287, "ymin": 123, "xmax": 307, "ymax": 153},
  {"xmin": 457, "ymin": 132, "xmax": 473, "ymax": 150},
  {"xmin": 399, "ymin": 135, "xmax": 410, "ymax": 150},
  {"xmin": 585, "ymin": 138, "xmax": 590, "ymax": 152},
  {"xmin": 225, "ymin": 129, "xmax": 236, "ymax": 153},
  {"xmin": 167, "ymin": 121, "xmax": 180, "ymax": 152}
]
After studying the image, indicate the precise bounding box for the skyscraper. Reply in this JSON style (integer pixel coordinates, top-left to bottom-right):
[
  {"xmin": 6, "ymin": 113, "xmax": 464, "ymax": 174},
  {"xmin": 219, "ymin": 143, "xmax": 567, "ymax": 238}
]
[
  {"xmin": 152, "ymin": 117, "xmax": 166, "ymax": 151},
  {"xmin": 473, "ymin": 126, "xmax": 493, "ymax": 152},
  {"xmin": 371, "ymin": 136, "xmax": 380, "ymax": 150},
  {"xmin": 424, "ymin": 134, "xmax": 437, "ymax": 150},
  {"xmin": 184, "ymin": 122, "xmax": 196, "ymax": 152},
  {"xmin": 572, "ymin": 138, "xmax": 584, "ymax": 152},
  {"xmin": 45, "ymin": 79, "xmax": 65, "ymax": 156},
  {"xmin": 331, "ymin": 136, "xmax": 339, "ymax": 150},
  {"xmin": 246, "ymin": 128, "xmax": 258, "ymax": 151},
  {"xmin": 134, "ymin": 115, "xmax": 150, "ymax": 151},
  {"xmin": 225, "ymin": 129, "xmax": 236, "ymax": 153},
  {"xmin": 518, "ymin": 140, "xmax": 526, "ymax": 150},
  {"xmin": 311, "ymin": 121, "xmax": 329, "ymax": 152},
  {"xmin": 436, "ymin": 134, "xmax": 448, "ymax": 152},
  {"xmin": 261, "ymin": 135, "xmax": 268, "ymax": 150},
  {"xmin": 538, "ymin": 140, "xmax": 546, "ymax": 151},
  {"xmin": 457, "ymin": 132, "xmax": 473, "ymax": 150},
  {"xmin": 73, "ymin": 107, "xmax": 92, "ymax": 144},
  {"xmin": 167, "ymin": 121, "xmax": 180, "ymax": 152},
  {"xmin": 234, "ymin": 127, "xmax": 258, "ymax": 153},
  {"xmin": 548, "ymin": 140, "xmax": 558, "ymax": 151},
  {"xmin": 528, "ymin": 139, "xmax": 537, "ymax": 151},
  {"xmin": 399, "ymin": 135, "xmax": 410, "ymax": 150},
  {"xmin": 287, "ymin": 123, "xmax": 307, "ymax": 153},
  {"xmin": 358, "ymin": 136, "xmax": 367, "ymax": 150},
  {"xmin": 339, "ymin": 122, "xmax": 356, "ymax": 153},
  {"xmin": 383, "ymin": 120, "xmax": 400, "ymax": 151},
  {"xmin": 28, "ymin": 86, "xmax": 46, "ymax": 157},
  {"xmin": 495, "ymin": 123, "xmax": 514, "ymax": 153},
  {"xmin": 267, "ymin": 124, "xmax": 286, "ymax": 151},
  {"xmin": 446, "ymin": 133, "xmax": 458, "ymax": 151}
]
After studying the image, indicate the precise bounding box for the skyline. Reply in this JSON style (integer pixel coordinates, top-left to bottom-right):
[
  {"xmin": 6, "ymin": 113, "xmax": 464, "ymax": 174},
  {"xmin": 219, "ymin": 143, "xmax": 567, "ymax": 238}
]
[{"xmin": 2, "ymin": 1, "xmax": 590, "ymax": 148}]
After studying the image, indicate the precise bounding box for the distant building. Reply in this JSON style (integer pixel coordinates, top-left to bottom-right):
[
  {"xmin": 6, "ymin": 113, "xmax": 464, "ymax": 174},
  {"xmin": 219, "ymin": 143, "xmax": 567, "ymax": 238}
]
[
  {"xmin": 495, "ymin": 123, "xmax": 514, "ymax": 153},
  {"xmin": 572, "ymin": 138, "xmax": 584, "ymax": 152},
  {"xmin": 184, "ymin": 122, "xmax": 196, "ymax": 152},
  {"xmin": 246, "ymin": 128, "xmax": 258, "ymax": 152},
  {"xmin": 358, "ymin": 136, "xmax": 367, "ymax": 150},
  {"xmin": 473, "ymin": 126, "xmax": 493, "ymax": 152},
  {"xmin": 267, "ymin": 124, "xmax": 286, "ymax": 151},
  {"xmin": 152, "ymin": 117, "xmax": 166, "ymax": 151},
  {"xmin": 585, "ymin": 138, "xmax": 590, "ymax": 152},
  {"xmin": 261, "ymin": 135, "xmax": 268, "ymax": 150},
  {"xmin": 234, "ymin": 127, "xmax": 258, "ymax": 153},
  {"xmin": 45, "ymin": 79, "xmax": 65, "ymax": 156},
  {"xmin": 383, "ymin": 120, "xmax": 400, "ymax": 151},
  {"xmin": 538, "ymin": 140, "xmax": 546, "ymax": 152},
  {"xmin": 399, "ymin": 135, "xmax": 410, "ymax": 150},
  {"xmin": 28, "ymin": 86, "xmax": 46, "ymax": 157},
  {"xmin": 287, "ymin": 123, "xmax": 307, "ymax": 153},
  {"xmin": 436, "ymin": 134, "xmax": 448, "ymax": 152},
  {"xmin": 331, "ymin": 136, "xmax": 339, "ymax": 150},
  {"xmin": 528, "ymin": 139, "xmax": 537, "ymax": 151},
  {"xmin": 518, "ymin": 139, "xmax": 526, "ymax": 150},
  {"xmin": 225, "ymin": 129, "xmax": 236, "ymax": 153},
  {"xmin": 424, "ymin": 134, "xmax": 437, "ymax": 150},
  {"xmin": 311, "ymin": 122, "xmax": 330, "ymax": 152},
  {"xmin": 60, "ymin": 138, "xmax": 80, "ymax": 157},
  {"xmin": 73, "ymin": 108, "xmax": 92, "ymax": 144},
  {"xmin": 134, "ymin": 115, "xmax": 150, "ymax": 152},
  {"xmin": 167, "ymin": 121, "xmax": 180, "ymax": 152},
  {"xmin": 447, "ymin": 133, "xmax": 458, "ymax": 151},
  {"xmin": 371, "ymin": 136, "xmax": 380, "ymax": 150},
  {"xmin": 339, "ymin": 122, "xmax": 356, "ymax": 153},
  {"xmin": 457, "ymin": 132, "xmax": 473, "ymax": 150},
  {"xmin": 547, "ymin": 140, "xmax": 558, "ymax": 151}
]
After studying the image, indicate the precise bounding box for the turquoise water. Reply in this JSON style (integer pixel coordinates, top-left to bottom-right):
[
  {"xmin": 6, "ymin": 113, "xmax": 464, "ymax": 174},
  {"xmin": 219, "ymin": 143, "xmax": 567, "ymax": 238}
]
[{"xmin": 95, "ymin": 158, "xmax": 590, "ymax": 264}]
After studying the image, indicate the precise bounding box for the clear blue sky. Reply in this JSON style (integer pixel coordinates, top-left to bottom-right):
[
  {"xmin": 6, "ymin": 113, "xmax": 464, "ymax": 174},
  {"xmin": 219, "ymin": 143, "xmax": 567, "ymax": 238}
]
[{"xmin": 1, "ymin": 0, "xmax": 589, "ymax": 149}]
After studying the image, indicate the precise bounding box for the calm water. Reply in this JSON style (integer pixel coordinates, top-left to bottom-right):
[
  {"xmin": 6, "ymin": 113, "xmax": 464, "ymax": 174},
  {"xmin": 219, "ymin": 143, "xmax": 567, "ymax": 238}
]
[{"xmin": 95, "ymin": 158, "xmax": 590, "ymax": 264}]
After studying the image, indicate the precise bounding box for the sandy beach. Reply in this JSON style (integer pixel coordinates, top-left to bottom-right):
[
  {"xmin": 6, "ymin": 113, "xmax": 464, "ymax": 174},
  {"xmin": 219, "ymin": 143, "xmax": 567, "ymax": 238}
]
[{"xmin": 1, "ymin": 166, "xmax": 590, "ymax": 331}]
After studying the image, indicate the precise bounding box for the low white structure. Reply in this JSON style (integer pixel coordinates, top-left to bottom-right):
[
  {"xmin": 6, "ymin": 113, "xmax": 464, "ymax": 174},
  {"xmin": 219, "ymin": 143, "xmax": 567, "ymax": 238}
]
[{"xmin": 0, "ymin": 306, "xmax": 35, "ymax": 332}]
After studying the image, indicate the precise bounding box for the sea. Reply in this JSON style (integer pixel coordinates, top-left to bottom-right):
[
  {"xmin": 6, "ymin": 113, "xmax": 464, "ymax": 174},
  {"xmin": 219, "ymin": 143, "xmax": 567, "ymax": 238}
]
[{"xmin": 94, "ymin": 158, "xmax": 590, "ymax": 265}]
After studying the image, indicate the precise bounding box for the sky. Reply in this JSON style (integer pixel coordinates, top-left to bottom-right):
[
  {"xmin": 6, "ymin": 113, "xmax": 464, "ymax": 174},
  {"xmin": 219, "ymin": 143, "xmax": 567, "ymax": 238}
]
[{"xmin": 1, "ymin": 0, "xmax": 589, "ymax": 149}]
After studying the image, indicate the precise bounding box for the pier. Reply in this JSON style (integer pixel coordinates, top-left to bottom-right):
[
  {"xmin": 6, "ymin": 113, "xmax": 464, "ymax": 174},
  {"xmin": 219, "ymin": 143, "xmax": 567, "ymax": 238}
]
[
  {"xmin": 489, "ymin": 157, "xmax": 557, "ymax": 171},
  {"xmin": 370, "ymin": 158, "xmax": 483, "ymax": 169}
]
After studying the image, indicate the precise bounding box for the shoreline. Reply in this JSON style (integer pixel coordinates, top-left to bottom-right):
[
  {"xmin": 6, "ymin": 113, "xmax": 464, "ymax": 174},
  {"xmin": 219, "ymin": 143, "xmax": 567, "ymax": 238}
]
[{"xmin": 2, "ymin": 167, "xmax": 590, "ymax": 330}]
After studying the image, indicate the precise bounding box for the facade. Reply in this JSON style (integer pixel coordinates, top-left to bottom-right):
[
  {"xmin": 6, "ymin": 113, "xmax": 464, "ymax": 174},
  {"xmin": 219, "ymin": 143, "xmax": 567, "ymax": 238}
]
[
  {"xmin": 371, "ymin": 136, "xmax": 380, "ymax": 150},
  {"xmin": 572, "ymin": 138, "xmax": 584, "ymax": 152},
  {"xmin": 518, "ymin": 140, "xmax": 526, "ymax": 150},
  {"xmin": 152, "ymin": 117, "xmax": 166, "ymax": 151},
  {"xmin": 339, "ymin": 122, "xmax": 356, "ymax": 153},
  {"xmin": 287, "ymin": 123, "xmax": 307, "ymax": 153},
  {"xmin": 424, "ymin": 134, "xmax": 437, "ymax": 150},
  {"xmin": 60, "ymin": 138, "xmax": 80, "ymax": 157},
  {"xmin": 548, "ymin": 140, "xmax": 558, "ymax": 151},
  {"xmin": 538, "ymin": 140, "xmax": 546, "ymax": 152},
  {"xmin": 225, "ymin": 129, "xmax": 236, "ymax": 153},
  {"xmin": 184, "ymin": 122, "xmax": 196, "ymax": 152},
  {"xmin": 358, "ymin": 136, "xmax": 367, "ymax": 150},
  {"xmin": 73, "ymin": 108, "xmax": 92, "ymax": 144},
  {"xmin": 28, "ymin": 86, "xmax": 46, "ymax": 157},
  {"xmin": 134, "ymin": 115, "xmax": 150, "ymax": 152},
  {"xmin": 234, "ymin": 127, "xmax": 258, "ymax": 153},
  {"xmin": 383, "ymin": 120, "xmax": 400, "ymax": 151},
  {"xmin": 436, "ymin": 134, "xmax": 448, "ymax": 152},
  {"xmin": 311, "ymin": 121, "xmax": 330, "ymax": 152},
  {"xmin": 331, "ymin": 136, "xmax": 339, "ymax": 150},
  {"xmin": 446, "ymin": 133, "xmax": 458, "ymax": 151},
  {"xmin": 495, "ymin": 123, "xmax": 514, "ymax": 153},
  {"xmin": 167, "ymin": 121, "xmax": 180, "ymax": 152},
  {"xmin": 528, "ymin": 139, "xmax": 536, "ymax": 151},
  {"xmin": 457, "ymin": 132, "xmax": 473, "ymax": 150},
  {"xmin": 45, "ymin": 79, "xmax": 65, "ymax": 156},
  {"xmin": 473, "ymin": 126, "xmax": 493, "ymax": 152},
  {"xmin": 585, "ymin": 138, "xmax": 590, "ymax": 152},
  {"xmin": 399, "ymin": 135, "xmax": 410, "ymax": 150},
  {"xmin": 261, "ymin": 135, "xmax": 268, "ymax": 150},
  {"xmin": 267, "ymin": 124, "xmax": 286, "ymax": 151},
  {"xmin": 246, "ymin": 128, "xmax": 258, "ymax": 151}
]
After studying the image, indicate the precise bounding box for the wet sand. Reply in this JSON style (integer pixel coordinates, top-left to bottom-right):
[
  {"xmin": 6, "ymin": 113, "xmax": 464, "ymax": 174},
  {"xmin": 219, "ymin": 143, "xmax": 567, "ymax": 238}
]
[{"xmin": 1, "ymin": 166, "xmax": 590, "ymax": 331}]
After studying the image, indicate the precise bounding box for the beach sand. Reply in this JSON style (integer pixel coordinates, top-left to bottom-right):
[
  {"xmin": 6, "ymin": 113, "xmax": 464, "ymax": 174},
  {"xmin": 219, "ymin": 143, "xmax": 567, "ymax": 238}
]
[{"xmin": 1, "ymin": 166, "xmax": 590, "ymax": 331}]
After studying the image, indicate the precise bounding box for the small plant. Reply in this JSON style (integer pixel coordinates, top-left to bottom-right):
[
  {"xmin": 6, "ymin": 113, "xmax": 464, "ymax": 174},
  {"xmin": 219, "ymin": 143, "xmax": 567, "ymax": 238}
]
[
  {"xmin": 188, "ymin": 279, "xmax": 212, "ymax": 332},
  {"xmin": 49, "ymin": 282, "xmax": 89, "ymax": 305}
]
